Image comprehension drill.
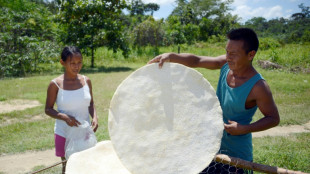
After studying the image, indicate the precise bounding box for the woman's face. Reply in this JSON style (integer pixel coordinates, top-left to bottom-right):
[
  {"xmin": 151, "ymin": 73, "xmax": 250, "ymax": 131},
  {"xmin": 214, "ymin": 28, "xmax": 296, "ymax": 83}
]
[{"xmin": 61, "ymin": 54, "xmax": 83, "ymax": 76}]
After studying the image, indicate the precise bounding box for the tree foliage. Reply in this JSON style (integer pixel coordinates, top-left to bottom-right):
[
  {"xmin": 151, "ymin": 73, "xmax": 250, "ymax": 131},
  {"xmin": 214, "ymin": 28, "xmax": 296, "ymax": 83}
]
[
  {"xmin": 129, "ymin": 0, "xmax": 159, "ymax": 16},
  {"xmin": 244, "ymin": 3, "xmax": 310, "ymax": 43},
  {"xmin": 1, "ymin": 0, "xmax": 309, "ymax": 77},
  {"xmin": 56, "ymin": 0, "xmax": 129, "ymax": 67},
  {"xmin": 167, "ymin": 0, "xmax": 238, "ymax": 46},
  {"xmin": 0, "ymin": 0, "xmax": 59, "ymax": 77},
  {"xmin": 144, "ymin": 3, "xmax": 160, "ymax": 16},
  {"xmin": 132, "ymin": 17, "xmax": 164, "ymax": 47}
]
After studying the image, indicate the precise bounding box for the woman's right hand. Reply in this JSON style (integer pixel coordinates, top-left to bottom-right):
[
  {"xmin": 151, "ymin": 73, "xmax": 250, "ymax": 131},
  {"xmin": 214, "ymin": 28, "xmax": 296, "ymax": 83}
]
[{"xmin": 63, "ymin": 115, "xmax": 80, "ymax": 127}]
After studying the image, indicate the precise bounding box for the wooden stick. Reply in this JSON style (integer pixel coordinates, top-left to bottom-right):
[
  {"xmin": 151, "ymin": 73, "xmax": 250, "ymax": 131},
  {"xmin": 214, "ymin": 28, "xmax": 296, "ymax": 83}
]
[
  {"xmin": 28, "ymin": 160, "xmax": 67, "ymax": 174},
  {"xmin": 215, "ymin": 154, "xmax": 309, "ymax": 174}
]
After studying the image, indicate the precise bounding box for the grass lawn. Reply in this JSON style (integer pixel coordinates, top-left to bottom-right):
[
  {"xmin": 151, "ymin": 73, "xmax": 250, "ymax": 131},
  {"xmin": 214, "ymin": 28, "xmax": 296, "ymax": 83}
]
[{"xmin": 0, "ymin": 43, "xmax": 309, "ymax": 173}]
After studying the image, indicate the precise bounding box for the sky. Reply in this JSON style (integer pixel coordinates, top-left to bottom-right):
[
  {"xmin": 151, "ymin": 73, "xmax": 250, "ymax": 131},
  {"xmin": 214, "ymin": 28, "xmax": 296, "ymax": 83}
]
[{"xmin": 141, "ymin": 0, "xmax": 310, "ymax": 23}]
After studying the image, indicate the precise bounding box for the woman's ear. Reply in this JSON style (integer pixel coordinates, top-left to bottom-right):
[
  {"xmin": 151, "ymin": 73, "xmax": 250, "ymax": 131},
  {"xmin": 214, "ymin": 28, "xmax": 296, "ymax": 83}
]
[{"xmin": 60, "ymin": 59, "xmax": 65, "ymax": 66}]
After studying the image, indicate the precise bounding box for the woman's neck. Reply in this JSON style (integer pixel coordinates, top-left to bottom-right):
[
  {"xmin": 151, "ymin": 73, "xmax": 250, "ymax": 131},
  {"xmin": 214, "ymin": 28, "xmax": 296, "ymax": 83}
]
[{"xmin": 63, "ymin": 73, "xmax": 78, "ymax": 81}]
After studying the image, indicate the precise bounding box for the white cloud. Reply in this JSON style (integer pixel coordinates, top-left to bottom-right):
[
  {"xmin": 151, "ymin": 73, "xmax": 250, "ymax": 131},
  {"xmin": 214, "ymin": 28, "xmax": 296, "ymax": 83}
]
[
  {"xmin": 264, "ymin": 5, "xmax": 283, "ymax": 19},
  {"xmin": 231, "ymin": 4, "xmax": 284, "ymax": 22},
  {"xmin": 232, "ymin": 0, "xmax": 248, "ymax": 6},
  {"xmin": 142, "ymin": 0, "xmax": 175, "ymax": 6}
]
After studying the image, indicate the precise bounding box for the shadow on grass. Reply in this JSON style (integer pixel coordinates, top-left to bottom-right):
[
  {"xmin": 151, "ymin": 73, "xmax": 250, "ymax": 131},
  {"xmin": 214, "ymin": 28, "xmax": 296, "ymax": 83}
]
[{"xmin": 80, "ymin": 66, "xmax": 133, "ymax": 74}]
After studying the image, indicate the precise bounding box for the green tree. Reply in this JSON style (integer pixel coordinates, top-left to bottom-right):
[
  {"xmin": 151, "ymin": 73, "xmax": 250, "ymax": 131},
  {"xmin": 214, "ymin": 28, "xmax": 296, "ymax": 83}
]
[
  {"xmin": 183, "ymin": 23, "xmax": 199, "ymax": 44},
  {"xmin": 132, "ymin": 17, "xmax": 164, "ymax": 55},
  {"xmin": 144, "ymin": 3, "xmax": 160, "ymax": 16},
  {"xmin": 190, "ymin": 0, "xmax": 233, "ymax": 20},
  {"xmin": 170, "ymin": 0, "xmax": 196, "ymax": 25},
  {"xmin": 286, "ymin": 3, "xmax": 310, "ymax": 43},
  {"xmin": 128, "ymin": 0, "xmax": 160, "ymax": 23},
  {"xmin": 242, "ymin": 4, "xmax": 310, "ymax": 43},
  {"xmin": 0, "ymin": 0, "xmax": 59, "ymax": 77},
  {"xmin": 169, "ymin": 0, "xmax": 236, "ymax": 43},
  {"xmin": 291, "ymin": 3, "xmax": 310, "ymax": 20},
  {"xmin": 129, "ymin": 0, "xmax": 145, "ymax": 16},
  {"xmin": 165, "ymin": 15, "xmax": 186, "ymax": 53},
  {"xmin": 244, "ymin": 17, "xmax": 268, "ymax": 34},
  {"xmin": 301, "ymin": 30, "xmax": 310, "ymax": 42},
  {"xmin": 56, "ymin": 0, "xmax": 129, "ymax": 67}
]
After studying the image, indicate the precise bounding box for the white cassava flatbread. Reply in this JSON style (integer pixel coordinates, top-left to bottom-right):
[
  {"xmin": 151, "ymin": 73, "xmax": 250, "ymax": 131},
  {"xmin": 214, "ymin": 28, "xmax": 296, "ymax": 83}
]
[
  {"xmin": 66, "ymin": 141, "xmax": 131, "ymax": 174},
  {"xmin": 109, "ymin": 63, "xmax": 223, "ymax": 174}
]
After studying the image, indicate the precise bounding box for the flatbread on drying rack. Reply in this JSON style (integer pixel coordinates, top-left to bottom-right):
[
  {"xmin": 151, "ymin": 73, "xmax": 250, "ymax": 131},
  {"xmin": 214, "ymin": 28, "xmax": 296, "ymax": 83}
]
[
  {"xmin": 109, "ymin": 63, "xmax": 223, "ymax": 174},
  {"xmin": 66, "ymin": 141, "xmax": 130, "ymax": 174}
]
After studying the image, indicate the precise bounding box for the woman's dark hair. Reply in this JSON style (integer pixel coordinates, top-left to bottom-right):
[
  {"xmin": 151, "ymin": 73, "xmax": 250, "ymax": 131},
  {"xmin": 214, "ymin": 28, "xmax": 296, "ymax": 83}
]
[
  {"xmin": 227, "ymin": 28, "xmax": 259, "ymax": 53},
  {"xmin": 61, "ymin": 46, "xmax": 82, "ymax": 61}
]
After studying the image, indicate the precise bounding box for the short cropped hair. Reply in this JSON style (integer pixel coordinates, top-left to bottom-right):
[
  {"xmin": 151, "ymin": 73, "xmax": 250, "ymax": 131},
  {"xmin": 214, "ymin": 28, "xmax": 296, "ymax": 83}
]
[
  {"xmin": 61, "ymin": 46, "xmax": 82, "ymax": 62},
  {"xmin": 227, "ymin": 28, "xmax": 259, "ymax": 53}
]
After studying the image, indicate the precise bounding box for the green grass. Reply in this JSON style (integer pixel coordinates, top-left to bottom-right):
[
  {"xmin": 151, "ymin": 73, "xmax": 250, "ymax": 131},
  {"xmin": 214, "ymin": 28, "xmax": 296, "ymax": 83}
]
[
  {"xmin": 253, "ymin": 133, "xmax": 310, "ymax": 173},
  {"xmin": 0, "ymin": 43, "xmax": 309, "ymax": 173},
  {"xmin": 31, "ymin": 165, "xmax": 62, "ymax": 174}
]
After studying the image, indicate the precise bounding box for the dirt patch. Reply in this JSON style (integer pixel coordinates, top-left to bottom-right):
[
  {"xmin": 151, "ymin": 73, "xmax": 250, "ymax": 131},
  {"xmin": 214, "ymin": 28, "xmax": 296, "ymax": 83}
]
[
  {"xmin": 0, "ymin": 149, "xmax": 59, "ymax": 174},
  {"xmin": 0, "ymin": 99, "xmax": 45, "ymax": 127},
  {"xmin": 253, "ymin": 121, "xmax": 310, "ymax": 138},
  {"xmin": 0, "ymin": 114, "xmax": 47, "ymax": 127},
  {"xmin": 0, "ymin": 99, "xmax": 42, "ymax": 114}
]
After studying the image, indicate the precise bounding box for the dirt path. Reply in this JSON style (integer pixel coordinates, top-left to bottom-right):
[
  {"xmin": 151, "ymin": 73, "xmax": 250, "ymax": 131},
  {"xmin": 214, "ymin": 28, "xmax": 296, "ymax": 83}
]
[
  {"xmin": 0, "ymin": 149, "xmax": 59, "ymax": 174},
  {"xmin": 253, "ymin": 121, "xmax": 310, "ymax": 137},
  {"xmin": 0, "ymin": 99, "xmax": 42, "ymax": 114}
]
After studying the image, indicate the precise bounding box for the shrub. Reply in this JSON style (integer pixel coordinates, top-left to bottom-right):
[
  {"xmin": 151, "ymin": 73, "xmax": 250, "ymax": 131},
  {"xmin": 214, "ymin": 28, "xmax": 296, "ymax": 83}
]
[{"xmin": 259, "ymin": 37, "xmax": 281, "ymax": 50}]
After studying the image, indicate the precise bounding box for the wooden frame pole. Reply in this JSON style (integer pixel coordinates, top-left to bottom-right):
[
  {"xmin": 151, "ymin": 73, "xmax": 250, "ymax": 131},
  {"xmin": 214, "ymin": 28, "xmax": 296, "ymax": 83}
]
[{"xmin": 215, "ymin": 154, "xmax": 309, "ymax": 174}]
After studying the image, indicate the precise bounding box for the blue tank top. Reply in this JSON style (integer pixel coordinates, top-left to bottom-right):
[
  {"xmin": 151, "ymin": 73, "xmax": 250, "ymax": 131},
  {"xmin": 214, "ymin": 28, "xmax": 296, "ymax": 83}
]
[{"xmin": 216, "ymin": 63, "xmax": 264, "ymax": 161}]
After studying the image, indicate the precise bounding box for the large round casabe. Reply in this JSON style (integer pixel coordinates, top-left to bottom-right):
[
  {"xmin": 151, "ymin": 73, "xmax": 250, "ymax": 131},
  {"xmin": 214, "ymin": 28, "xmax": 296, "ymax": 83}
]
[{"xmin": 109, "ymin": 63, "xmax": 223, "ymax": 174}]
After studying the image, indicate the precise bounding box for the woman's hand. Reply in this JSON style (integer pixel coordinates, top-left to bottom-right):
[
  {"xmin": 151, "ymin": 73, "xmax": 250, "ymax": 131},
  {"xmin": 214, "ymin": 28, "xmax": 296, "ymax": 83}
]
[
  {"xmin": 91, "ymin": 117, "xmax": 98, "ymax": 132},
  {"xmin": 64, "ymin": 115, "xmax": 81, "ymax": 127}
]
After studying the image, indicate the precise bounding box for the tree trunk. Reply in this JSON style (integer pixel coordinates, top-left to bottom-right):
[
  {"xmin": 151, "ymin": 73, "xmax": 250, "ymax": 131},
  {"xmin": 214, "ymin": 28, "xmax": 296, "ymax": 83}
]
[{"xmin": 91, "ymin": 47, "xmax": 94, "ymax": 68}]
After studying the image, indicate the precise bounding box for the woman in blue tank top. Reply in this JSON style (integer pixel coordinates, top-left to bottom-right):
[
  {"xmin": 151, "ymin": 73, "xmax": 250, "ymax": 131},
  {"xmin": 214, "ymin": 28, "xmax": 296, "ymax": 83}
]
[{"xmin": 149, "ymin": 28, "xmax": 280, "ymax": 174}]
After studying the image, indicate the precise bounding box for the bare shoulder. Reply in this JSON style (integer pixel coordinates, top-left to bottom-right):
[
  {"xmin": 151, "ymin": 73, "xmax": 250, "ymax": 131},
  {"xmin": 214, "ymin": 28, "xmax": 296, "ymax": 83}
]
[
  {"xmin": 82, "ymin": 75, "xmax": 91, "ymax": 82},
  {"xmin": 252, "ymin": 79, "xmax": 273, "ymax": 99},
  {"xmin": 48, "ymin": 75, "xmax": 62, "ymax": 88},
  {"xmin": 47, "ymin": 78, "xmax": 60, "ymax": 96},
  {"xmin": 51, "ymin": 75, "xmax": 64, "ymax": 86},
  {"xmin": 82, "ymin": 75, "xmax": 93, "ymax": 87}
]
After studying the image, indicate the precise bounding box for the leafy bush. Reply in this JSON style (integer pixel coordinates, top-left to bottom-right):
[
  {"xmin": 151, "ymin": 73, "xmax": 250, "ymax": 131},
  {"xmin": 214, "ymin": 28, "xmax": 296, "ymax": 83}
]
[
  {"xmin": 0, "ymin": 1, "xmax": 60, "ymax": 77},
  {"xmin": 259, "ymin": 37, "xmax": 281, "ymax": 50}
]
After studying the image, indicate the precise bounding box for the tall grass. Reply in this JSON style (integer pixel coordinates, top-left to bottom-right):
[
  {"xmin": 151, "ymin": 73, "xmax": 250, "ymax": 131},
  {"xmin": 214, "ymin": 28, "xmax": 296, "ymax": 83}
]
[{"xmin": 86, "ymin": 43, "xmax": 310, "ymax": 72}]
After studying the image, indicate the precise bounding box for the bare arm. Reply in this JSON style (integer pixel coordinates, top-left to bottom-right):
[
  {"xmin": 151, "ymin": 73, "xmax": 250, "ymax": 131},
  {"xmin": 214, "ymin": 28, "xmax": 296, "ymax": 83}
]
[
  {"xmin": 246, "ymin": 81, "xmax": 280, "ymax": 132},
  {"xmin": 86, "ymin": 77, "xmax": 98, "ymax": 132},
  {"xmin": 148, "ymin": 53, "xmax": 227, "ymax": 69},
  {"xmin": 224, "ymin": 80, "xmax": 280, "ymax": 135},
  {"xmin": 45, "ymin": 81, "xmax": 80, "ymax": 127}
]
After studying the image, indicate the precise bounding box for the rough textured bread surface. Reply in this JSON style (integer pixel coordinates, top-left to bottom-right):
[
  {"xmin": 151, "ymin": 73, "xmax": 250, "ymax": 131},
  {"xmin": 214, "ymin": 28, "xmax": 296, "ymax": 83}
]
[
  {"xmin": 109, "ymin": 63, "xmax": 223, "ymax": 174},
  {"xmin": 66, "ymin": 141, "xmax": 131, "ymax": 174}
]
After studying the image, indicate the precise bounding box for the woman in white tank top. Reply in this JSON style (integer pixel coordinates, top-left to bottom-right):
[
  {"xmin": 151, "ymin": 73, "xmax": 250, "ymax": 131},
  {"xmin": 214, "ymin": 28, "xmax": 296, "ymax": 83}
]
[{"xmin": 45, "ymin": 46, "xmax": 98, "ymax": 174}]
